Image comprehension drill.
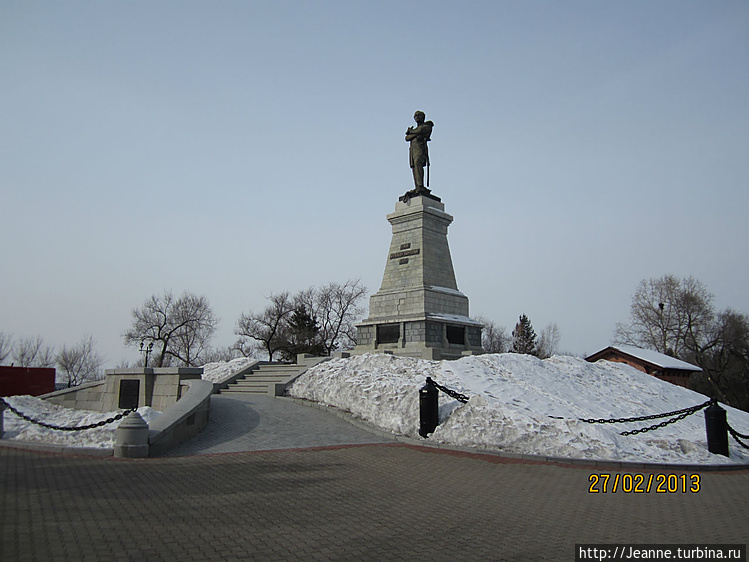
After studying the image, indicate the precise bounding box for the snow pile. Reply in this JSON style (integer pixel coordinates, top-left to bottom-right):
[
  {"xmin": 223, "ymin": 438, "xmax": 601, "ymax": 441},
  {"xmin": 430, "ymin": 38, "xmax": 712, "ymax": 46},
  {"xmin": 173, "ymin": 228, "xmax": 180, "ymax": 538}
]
[
  {"xmin": 2, "ymin": 396, "xmax": 161, "ymax": 449},
  {"xmin": 201, "ymin": 357, "xmax": 256, "ymax": 384},
  {"xmin": 287, "ymin": 353, "xmax": 749, "ymax": 465},
  {"xmin": 0, "ymin": 354, "xmax": 257, "ymax": 450}
]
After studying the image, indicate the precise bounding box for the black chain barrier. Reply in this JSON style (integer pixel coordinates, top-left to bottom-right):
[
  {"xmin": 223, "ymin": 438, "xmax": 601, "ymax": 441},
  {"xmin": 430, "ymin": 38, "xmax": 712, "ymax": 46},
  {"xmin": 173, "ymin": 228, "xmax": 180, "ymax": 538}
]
[
  {"xmin": 727, "ymin": 422, "xmax": 749, "ymax": 449},
  {"xmin": 578, "ymin": 399, "xmax": 712, "ymax": 436},
  {"xmin": 427, "ymin": 377, "xmax": 470, "ymax": 404},
  {"xmin": 1, "ymin": 397, "xmax": 135, "ymax": 432}
]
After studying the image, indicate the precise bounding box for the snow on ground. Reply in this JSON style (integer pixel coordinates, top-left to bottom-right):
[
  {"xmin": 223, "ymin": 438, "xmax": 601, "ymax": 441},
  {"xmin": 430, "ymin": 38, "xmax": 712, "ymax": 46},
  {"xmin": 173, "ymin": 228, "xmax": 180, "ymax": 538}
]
[
  {"xmin": 4, "ymin": 353, "xmax": 748, "ymax": 464},
  {"xmin": 201, "ymin": 357, "xmax": 256, "ymax": 385},
  {"xmin": 2, "ymin": 395, "xmax": 161, "ymax": 449},
  {"xmin": 0, "ymin": 357, "xmax": 256, "ymax": 449},
  {"xmin": 287, "ymin": 353, "xmax": 749, "ymax": 465}
]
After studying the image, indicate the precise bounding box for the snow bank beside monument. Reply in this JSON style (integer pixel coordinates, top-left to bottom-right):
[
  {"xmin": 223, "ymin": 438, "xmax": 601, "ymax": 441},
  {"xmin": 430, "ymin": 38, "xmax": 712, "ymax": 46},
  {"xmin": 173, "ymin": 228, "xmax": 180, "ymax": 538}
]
[
  {"xmin": 2, "ymin": 396, "xmax": 161, "ymax": 449},
  {"xmin": 287, "ymin": 353, "xmax": 749, "ymax": 465},
  {"xmin": 201, "ymin": 357, "xmax": 256, "ymax": 384}
]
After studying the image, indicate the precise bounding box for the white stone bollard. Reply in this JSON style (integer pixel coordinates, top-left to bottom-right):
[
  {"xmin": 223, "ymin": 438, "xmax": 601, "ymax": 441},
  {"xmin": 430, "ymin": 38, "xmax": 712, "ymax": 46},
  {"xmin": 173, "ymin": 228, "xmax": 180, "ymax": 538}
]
[{"xmin": 114, "ymin": 411, "xmax": 150, "ymax": 458}]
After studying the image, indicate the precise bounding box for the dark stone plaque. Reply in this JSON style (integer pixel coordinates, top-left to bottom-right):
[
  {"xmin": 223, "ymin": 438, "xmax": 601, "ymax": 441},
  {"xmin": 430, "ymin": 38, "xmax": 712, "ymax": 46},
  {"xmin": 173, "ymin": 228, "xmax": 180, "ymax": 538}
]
[
  {"xmin": 377, "ymin": 324, "xmax": 400, "ymax": 344},
  {"xmin": 118, "ymin": 379, "xmax": 140, "ymax": 409},
  {"xmin": 390, "ymin": 248, "xmax": 420, "ymax": 260},
  {"xmin": 446, "ymin": 325, "xmax": 466, "ymax": 345}
]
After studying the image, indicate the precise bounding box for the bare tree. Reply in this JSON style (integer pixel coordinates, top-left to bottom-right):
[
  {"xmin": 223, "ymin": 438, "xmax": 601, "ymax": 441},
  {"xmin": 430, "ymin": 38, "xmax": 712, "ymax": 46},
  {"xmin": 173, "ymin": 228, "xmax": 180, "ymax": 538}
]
[
  {"xmin": 124, "ymin": 291, "xmax": 218, "ymax": 367},
  {"xmin": 310, "ymin": 279, "xmax": 367, "ymax": 354},
  {"xmin": 615, "ymin": 275, "xmax": 749, "ymax": 411},
  {"xmin": 537, "ymin": 323, "xmax": 561, "ymax": 359},
  {"xmin": 614, "ymin": 275, "xmax": 713, "ymax": 357},
  {"xmin": 235, "ymin": 280, "xmax": 368, "ymax": 362},
  {"xmin": 57, "ymin": 335, "xmax": 104, "ymax": 387},
  {"xmin": 475, "ymin": 316, "xmax": 510, "ymax": 353},
  {"xmin": 13, "ymin": 335, "xmax": 56, "ymax": 367},
  {"xmin": 687, "ymin": 309, "xmax": 749, "ymax": 409},
  {"xmin": 0, "ymin": 332, "xmax": 13, "ymax": 364},
  {"xmin": 235, "ymin": 292, "xmax": 294, "ymax": 361}
]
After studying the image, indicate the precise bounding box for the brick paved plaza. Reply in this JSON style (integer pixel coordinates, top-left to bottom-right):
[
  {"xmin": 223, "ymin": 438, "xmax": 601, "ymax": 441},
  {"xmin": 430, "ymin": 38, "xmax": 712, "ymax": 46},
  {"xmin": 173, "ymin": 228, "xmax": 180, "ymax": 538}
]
[{"xmin": 2, "ymin": 442, "xmax": 747, "ymax": 561}]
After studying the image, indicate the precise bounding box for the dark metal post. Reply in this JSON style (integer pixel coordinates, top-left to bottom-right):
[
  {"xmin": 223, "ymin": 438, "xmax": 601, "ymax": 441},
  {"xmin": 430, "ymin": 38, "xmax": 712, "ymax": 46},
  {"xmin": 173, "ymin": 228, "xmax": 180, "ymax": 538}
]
[
  {"xmin": 140, "ymin": 341, "xmax": 154, "ymax": 368},
  {"xmin": 419, "ymin": 377, "xmax": 439, "ymax": 438},
  {"xmin": 705, "ymin": 399, "xmax": 729, "ymax": 457}
]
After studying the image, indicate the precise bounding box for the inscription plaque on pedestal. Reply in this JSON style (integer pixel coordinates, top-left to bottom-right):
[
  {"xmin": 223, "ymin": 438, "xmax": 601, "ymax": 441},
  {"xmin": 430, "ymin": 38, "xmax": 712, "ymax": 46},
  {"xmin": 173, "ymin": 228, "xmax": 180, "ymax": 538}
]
[{"xmin": 118, "ymin": 379, "xmax": 140, "ymax": 409}]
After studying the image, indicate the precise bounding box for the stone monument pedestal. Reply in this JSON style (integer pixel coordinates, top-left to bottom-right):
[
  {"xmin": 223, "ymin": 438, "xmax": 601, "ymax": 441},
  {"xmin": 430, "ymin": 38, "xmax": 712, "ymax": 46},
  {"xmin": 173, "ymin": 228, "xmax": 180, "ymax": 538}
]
[
  {"xmin": 355, "ymin": 193, "xmax": 482, "ymax": 360},
  {"xmin": 101, "ymin": 368, "xmax": 203, "ymax": 412}
]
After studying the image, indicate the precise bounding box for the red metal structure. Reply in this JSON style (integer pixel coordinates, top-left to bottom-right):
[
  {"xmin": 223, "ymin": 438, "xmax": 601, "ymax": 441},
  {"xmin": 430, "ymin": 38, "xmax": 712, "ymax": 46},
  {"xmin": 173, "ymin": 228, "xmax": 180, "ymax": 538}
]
[{"xmin": 0, "ymin": 366, "xmax": 55, "ymax": 396}]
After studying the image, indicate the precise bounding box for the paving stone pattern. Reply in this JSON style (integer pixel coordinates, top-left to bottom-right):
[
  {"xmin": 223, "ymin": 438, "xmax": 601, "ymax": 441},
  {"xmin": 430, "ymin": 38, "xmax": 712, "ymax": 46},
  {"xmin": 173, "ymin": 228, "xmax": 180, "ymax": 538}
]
[
  {"xmin": 164, "ymin": 394, "xmax": 395, "ymax": 456},
  {"xmin": 2, "ymin": 443, "xmax": 748, "ymax": 561}
]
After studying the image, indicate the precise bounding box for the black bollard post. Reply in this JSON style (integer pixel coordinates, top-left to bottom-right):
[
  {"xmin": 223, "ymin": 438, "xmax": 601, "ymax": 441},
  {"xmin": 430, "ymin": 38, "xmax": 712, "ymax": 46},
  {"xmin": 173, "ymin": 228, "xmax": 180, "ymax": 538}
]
[
  {"xmin": 419, "ymin": 377, "xmax": 439, "ymax": 438},
  {"xmin": 704, "ymin": 399, "xmax": 729, "ymax": 457}
]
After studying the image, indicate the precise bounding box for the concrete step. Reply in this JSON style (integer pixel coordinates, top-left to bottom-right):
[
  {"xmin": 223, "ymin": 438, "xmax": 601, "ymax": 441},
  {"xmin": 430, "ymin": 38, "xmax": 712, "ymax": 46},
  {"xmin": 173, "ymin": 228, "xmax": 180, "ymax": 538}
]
[
  {"xmin": 221, "ymin": 386, "xmax": 268, "ymax": 394},
  {"xmin": 230, "ymin": 381, "xmax": 285, "ymax": 389},
  {"xmin": 220, "ymin": 364, "xmax": 307, "ymax": 395},
  {"xmin": 253, "ymin": 367, "xmax": 305, "ymax": 374},
  {"xmin": 234, "ymin": 376, "xmax": 288, "ymax": 382},
  {"xmin": 219, "ymin": 358, "xmax": 333, "ymax": 396}
]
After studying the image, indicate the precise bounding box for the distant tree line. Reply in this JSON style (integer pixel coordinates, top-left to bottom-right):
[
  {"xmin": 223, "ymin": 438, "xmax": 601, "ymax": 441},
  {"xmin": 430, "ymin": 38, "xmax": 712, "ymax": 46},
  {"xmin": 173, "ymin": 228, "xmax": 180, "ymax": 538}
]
[
  {"xmin": 121, "ymin": 279, "xmax": 367, "ymax": 367},
  {"xmin": 0, "ymin": 332, "xmax": 104, "ymax": 388},
  {"xmin": 476, "ymin": 314, "xmax": 561, "ymax": 359},
  {"xmin": 614, "ymin": 274, "xmax": 749, "ymax": 411},
  {"xmin": 1, "ymin": 279, "xmax": 367, "ymax": 387},
  {"xmin": 234, "ymin": 280, "xmax": 367, "ymax": 361}
]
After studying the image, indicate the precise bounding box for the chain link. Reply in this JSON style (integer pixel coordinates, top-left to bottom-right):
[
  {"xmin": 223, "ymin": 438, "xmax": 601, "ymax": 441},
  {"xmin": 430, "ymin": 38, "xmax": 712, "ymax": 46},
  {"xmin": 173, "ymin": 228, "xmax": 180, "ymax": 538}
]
[
  {"xmin": 579, "ymin": 400, "xmax": 711, "ymax": 425},
  {"xmin": 426, "ymin": 377, "xmax": 470, "ymax": 404},
  {"xmin": 726, "ymin": 422, "xmax": 749, "ymax": 440},
  {"xmin": 727, "ymin": 423, "xmax": 749, "ymax": 449},
  {"xmin": 1, "ymin": 397, "xmax": 136, "ymax": 432},
  {"xmin": 620, "ymin": 410, "xmax": 700, "ymax": 436},
  {"xmin": 578, "ymin": 400, "xmax": 711, "ymax": 436}
]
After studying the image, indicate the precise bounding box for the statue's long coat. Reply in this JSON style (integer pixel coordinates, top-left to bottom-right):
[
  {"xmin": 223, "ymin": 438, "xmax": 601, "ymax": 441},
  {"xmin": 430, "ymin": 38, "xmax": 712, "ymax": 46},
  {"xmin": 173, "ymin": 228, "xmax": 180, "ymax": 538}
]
[{"xmin": 408, "ymin": 121, "xmax": 433, "ymax": 168}]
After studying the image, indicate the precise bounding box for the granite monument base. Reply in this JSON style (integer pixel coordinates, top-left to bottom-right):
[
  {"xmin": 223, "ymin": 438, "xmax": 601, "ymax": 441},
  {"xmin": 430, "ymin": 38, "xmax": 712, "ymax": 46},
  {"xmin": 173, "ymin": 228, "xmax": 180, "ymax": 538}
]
[{"xmin": 355, "ymin": 194, "xmax": 483, "ymax": 360}]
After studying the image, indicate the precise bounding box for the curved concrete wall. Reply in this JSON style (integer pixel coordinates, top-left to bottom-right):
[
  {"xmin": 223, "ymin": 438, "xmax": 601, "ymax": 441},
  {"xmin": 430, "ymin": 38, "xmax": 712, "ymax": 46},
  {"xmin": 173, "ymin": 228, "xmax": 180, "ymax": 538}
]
[{"xmin": 147, "ymin": 379, "xmax": 213, "ymax": 457}]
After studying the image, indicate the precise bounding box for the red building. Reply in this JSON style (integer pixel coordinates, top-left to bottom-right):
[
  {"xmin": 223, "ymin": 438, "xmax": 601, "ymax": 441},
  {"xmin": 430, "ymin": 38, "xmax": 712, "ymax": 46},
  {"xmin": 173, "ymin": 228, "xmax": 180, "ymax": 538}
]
[
  {"xmin": 0, "ymin": 366, "xmax": 56, "ymax": 396},
  {"xmin": 585, "ymin": 345, "xmax": 701, "ymax": 388}
]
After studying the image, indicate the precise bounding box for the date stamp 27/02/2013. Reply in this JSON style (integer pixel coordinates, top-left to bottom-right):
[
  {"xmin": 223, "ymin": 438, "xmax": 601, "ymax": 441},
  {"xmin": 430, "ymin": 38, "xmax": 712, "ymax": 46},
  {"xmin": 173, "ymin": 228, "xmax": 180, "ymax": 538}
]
[{"xmin": 588, "ymin": 473, "xmax": 700, "ymax": 493}]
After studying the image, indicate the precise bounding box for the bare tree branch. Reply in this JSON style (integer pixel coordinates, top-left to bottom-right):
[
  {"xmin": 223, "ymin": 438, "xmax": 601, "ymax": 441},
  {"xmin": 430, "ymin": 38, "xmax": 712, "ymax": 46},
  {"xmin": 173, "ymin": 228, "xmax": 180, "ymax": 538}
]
[
  {"xmin": 234, "ymin": 280, "xmax": 368, "ymax": 362},
  {"xmin": 13, "ymin": 335, "xmax": 56, "ymax": 367},
  {"xmin": 0, "ymin": 332, "xmax": 13, "ymax": 364},
  {"xmin": 474, "ymin": 316, "xmax": 509, "ymax": 353},
  {"xmin": 124, "ymin": 291, "xmax": 218, "ymax": 367},
  {"xmin": 537, "ymin": 323, "xmax": 561, "ymax": 359},
  {"xmin": 235, "ymin": 292, "xmax": 294, "ymax": 361},
  {"xmin": 615, "ymin": 275, "xmax": 749, "ymax": 410},
  {"xmin": 57, "ymin": 335, "xmax": 104, "ymax": 387}
]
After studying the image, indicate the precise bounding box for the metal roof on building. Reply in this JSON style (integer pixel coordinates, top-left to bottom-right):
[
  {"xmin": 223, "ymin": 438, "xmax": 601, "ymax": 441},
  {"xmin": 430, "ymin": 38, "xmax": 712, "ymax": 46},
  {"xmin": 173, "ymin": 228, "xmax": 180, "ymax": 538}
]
[{"xmin": 589, "ymin": 345, "xmax": 702, "ymax": 371}]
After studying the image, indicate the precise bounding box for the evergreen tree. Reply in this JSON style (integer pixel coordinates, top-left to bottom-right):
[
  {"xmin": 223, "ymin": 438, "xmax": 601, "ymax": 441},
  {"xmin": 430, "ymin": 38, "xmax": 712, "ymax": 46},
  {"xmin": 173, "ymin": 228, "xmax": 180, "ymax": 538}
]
[
  {"xmin": 278, "ymin": 305, "xmax": 325, "ymax": 361},
  {"xmin": 511, "ymin": 314, "xmax": 537, "ymax": 355}
]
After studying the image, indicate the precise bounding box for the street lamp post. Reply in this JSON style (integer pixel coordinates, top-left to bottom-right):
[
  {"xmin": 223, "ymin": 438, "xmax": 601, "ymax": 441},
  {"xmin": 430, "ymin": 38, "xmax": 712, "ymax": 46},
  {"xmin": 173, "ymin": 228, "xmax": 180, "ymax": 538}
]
[{"xmin": 139, "ymin": 341, "xmax": 154, "ymax": 368}]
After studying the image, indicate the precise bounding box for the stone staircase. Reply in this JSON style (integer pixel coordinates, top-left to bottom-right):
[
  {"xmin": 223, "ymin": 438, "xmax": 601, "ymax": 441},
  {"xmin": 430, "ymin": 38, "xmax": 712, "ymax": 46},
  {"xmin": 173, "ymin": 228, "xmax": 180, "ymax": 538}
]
[{"xmin": 220, "ymin": 358, "xmax": 329, "ymax": 396}]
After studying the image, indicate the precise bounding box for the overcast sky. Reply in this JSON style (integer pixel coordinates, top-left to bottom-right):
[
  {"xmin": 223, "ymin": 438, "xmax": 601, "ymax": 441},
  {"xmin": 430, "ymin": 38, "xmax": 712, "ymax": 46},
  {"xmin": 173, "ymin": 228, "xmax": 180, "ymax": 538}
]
[{"xmin": 2, "ymin": 1, "xmax": 748, "ymax": 367}]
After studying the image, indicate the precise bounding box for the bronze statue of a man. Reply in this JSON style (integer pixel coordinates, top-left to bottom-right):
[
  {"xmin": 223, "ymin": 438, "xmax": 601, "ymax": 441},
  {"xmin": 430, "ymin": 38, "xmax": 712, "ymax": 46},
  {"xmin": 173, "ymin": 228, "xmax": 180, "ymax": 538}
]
[{"xmin": 405, "ymin": 110, "xmax": 434, "ymax": 192}]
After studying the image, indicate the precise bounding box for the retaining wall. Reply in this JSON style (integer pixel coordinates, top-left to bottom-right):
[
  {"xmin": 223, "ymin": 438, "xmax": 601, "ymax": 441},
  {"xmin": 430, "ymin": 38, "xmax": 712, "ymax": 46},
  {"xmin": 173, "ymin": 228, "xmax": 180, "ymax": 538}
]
[
  {"xmin": 41, "ymin": 380, "xmax": 107, "ymax": 412},
  {"xmin": 147, "ymin": 379, "xmax": 213, "ymax": 457}
]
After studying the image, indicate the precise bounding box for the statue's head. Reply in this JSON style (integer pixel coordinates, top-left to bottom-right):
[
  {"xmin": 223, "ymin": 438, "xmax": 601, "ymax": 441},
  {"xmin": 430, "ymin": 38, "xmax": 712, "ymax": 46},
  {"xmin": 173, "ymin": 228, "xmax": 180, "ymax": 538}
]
[{"xmin": 414, "ymin": 111, "xmax": 425, "ymax": 123}]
